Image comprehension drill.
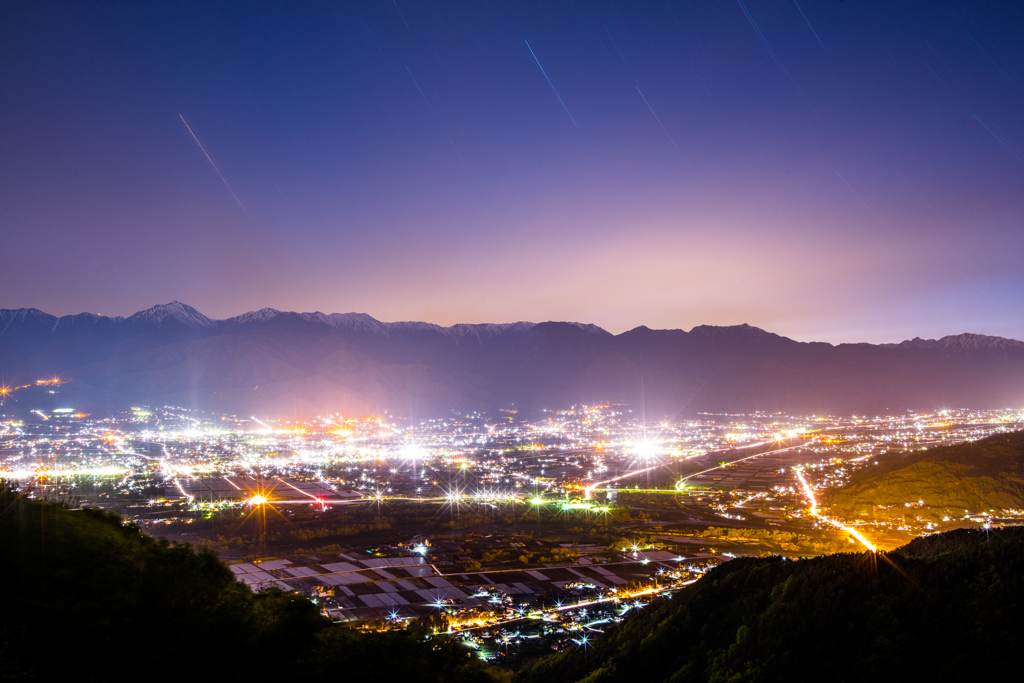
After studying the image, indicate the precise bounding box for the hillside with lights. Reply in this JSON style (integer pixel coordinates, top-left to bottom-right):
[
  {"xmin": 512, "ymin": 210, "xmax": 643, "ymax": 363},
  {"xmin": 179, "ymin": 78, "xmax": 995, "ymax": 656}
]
[{"xmin": 827, "ymin": 430, "xmax": 1024, "ymax": 521}]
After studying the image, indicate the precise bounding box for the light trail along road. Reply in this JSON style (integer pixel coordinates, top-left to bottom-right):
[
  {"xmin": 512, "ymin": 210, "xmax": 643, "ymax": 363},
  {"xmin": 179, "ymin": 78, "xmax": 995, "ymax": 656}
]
[{"xmin": 584, "ymin": 437, "xmax": 813, "ymax": 499}]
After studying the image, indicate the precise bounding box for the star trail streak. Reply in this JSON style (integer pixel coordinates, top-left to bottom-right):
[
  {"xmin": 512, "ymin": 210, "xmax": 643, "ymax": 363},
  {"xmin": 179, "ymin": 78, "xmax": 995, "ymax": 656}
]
[
  {"xmin": 178, "ymin": 115, "xmax": 249, "ymax": 217},
  {"xmin": 525, "ymin": 40, "xmax": 577, "ymax": 127}
]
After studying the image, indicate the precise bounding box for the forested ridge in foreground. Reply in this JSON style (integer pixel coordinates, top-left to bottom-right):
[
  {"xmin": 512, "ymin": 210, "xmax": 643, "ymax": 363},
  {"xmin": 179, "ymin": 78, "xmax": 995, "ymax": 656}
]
[
  {"xmin": 0, "ymin": 489, "xmax": 505, "ymax": 682},
  {"xmin": 517, "ymin": 526, "xmax": 1023, "ymax": 682}
]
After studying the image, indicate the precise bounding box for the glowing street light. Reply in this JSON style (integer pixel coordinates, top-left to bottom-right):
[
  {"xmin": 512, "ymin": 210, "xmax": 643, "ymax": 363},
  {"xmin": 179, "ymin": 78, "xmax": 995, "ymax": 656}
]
[
  {"xmin": 401, "ymin": 443, "xmax": 427, "ymax": 460},
  {"xmin": 631, "ymin": 439, "xmax": 661, "ymax": 459}
]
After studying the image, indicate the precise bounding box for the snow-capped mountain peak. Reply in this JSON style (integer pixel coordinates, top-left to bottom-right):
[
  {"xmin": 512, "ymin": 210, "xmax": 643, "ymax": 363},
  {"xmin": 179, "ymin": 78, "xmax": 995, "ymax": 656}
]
[
  {"xmin": 891, "ymin": 333, "xmax": 1024, "ymax": 354},
  {"xmin": 320, "ymin": 312, "xmax": 387, "ymax": 335},
  {"xmin": 564, "ymin": 322, "xmax": 610, "ymax": 336},
  {"xmin": 225, "ymin": 308, "xmax": 283, "ymax": 326},
  {"xmin": 0, "ymin": 308, "xmax": 56, "ymax": 334},
  {"xmin": 126, "ymin": 302, "xmax": 215, "ymax": 328}
]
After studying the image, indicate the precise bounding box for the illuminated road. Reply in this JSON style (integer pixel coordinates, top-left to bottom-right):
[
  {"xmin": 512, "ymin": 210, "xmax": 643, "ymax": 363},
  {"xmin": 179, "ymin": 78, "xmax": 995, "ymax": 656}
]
[
  {"xmin": 794, "ymin": 467, "xmax": 876, "ymax": 552},
  {"xmin": 446, "ymin": 579, "xmax": 699, "ymax": 635},
  {"xmin": 583, "ymin": 437, "xmax": 810, "ymax": 499},
  {"xmin": 673, "ymin": 438, "xmax": 813, "ymax": 490}
]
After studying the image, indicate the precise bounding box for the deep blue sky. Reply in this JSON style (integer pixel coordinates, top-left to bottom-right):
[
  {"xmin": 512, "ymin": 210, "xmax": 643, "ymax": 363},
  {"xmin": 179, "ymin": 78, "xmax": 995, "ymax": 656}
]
[{"xmin": 2, "ymin": 1, "xmax": 1023, "ymax": 343}]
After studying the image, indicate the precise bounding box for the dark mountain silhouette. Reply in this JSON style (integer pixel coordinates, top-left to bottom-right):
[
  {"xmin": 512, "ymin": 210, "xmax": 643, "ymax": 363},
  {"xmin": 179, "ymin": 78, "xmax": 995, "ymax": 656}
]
[{"xmin": 2, "ymin": 302, "xmax": 1023, "ymax": 417}]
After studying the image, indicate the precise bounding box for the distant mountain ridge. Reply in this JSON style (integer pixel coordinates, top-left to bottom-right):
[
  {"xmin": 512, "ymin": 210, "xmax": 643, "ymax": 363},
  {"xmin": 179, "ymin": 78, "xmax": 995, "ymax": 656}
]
[{"xmin": 2, "ymin": 302, "xmax": 1023, "ymax": 418}]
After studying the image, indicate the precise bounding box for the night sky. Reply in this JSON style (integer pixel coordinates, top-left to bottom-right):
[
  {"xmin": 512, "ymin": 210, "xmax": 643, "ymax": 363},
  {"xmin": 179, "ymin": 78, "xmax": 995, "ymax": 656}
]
[{"xmin": 2, "ymin": 1, "xmax": 1022, "ymax": 343}]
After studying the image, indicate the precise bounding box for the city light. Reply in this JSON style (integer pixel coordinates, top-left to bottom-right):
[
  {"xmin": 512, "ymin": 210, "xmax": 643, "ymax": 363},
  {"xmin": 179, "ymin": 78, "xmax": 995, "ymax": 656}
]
[
  {"xmin": 631, "ymin": 439, "xmax": 661, "ymax": 460},
  {"xmin": 401, "ymin": 443, "xmax": 427, "ymax": 460}
]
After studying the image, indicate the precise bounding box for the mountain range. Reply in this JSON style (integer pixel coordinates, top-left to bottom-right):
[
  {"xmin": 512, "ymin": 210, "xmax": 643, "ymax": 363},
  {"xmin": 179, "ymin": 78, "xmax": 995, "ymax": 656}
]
[{"xmin": 2, "ymin": 302, "xmax": 1023, "ymax": 418}]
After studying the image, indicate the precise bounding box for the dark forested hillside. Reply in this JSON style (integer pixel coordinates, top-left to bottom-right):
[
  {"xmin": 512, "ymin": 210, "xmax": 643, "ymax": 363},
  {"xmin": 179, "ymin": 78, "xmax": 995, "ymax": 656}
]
[
  {"xmin": 517, "ymin": 526, "xmax": 1024, "ymax": 683},
  {"xmin": 0, "ymin": 490, "xmax": 504, "ymax": 682}
]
